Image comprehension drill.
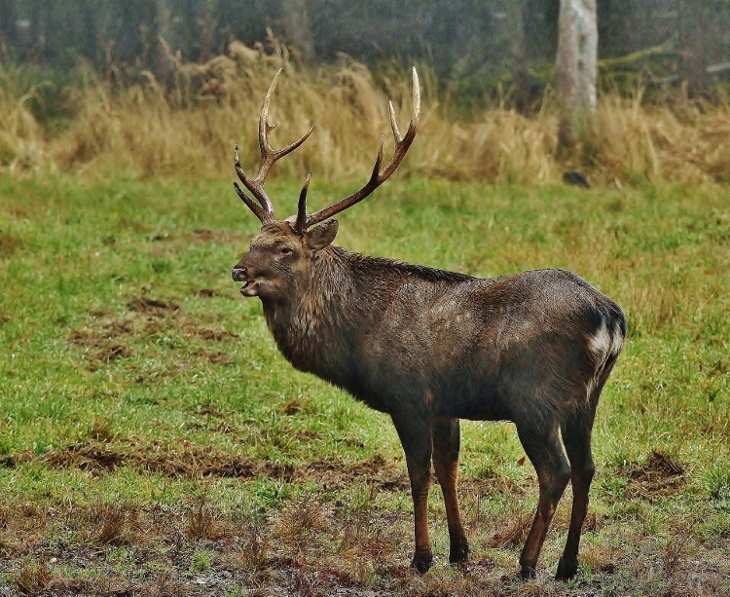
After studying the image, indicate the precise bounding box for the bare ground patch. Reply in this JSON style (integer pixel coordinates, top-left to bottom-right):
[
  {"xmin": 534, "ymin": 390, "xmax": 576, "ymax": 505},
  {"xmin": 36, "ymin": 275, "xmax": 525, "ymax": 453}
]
[
  {"xmin": 1, "ymin": 494, "xmax": 728, "ymax": 597},
  {"xmin": 622, "ymin": 451, "xmax": 687, "ymax": 501},
  {"xmin": 69, "ymin": 295, "xmax": 238, "ymax": 371},
  {"xmin": 3, "ymin": 441, "xmax": 294, "ymax": 481},
  {"xmin": 1, "ymin": 441, "xmax": 411, "ymax": 492}
]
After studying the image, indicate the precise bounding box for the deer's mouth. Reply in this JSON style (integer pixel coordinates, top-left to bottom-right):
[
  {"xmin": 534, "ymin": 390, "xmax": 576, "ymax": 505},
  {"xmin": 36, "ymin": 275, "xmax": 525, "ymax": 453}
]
[{"xmin": 240, "ymin": 280, "xmax": 259, "ymax": 296}]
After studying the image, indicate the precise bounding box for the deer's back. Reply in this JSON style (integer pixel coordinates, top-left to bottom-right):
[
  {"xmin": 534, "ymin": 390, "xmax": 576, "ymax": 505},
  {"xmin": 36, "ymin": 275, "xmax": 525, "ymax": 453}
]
[{"xmin": 351, "ymin": 267, "xmax": 625, "ymax": 421}]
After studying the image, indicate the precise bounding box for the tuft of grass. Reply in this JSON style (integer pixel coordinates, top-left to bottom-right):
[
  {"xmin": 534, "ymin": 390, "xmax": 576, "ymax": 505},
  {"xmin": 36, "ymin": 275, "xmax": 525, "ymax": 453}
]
[
  {"xmin": 704, "ymin": 462, "xmax": 730, "ymax": 502},
  {"xmin": 14, "ymin": 559, "xmax": 52, "ymax": 594},
  {"xmin": 186, "ymin": 499, "xmax": 220, "ymax": 541}
]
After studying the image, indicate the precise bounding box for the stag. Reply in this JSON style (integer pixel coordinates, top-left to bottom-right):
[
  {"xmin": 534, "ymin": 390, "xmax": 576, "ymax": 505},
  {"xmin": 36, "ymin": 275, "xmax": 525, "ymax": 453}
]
[{"xmin": 230, "ymin": 68, "xmax": 626, "ymax": 580}]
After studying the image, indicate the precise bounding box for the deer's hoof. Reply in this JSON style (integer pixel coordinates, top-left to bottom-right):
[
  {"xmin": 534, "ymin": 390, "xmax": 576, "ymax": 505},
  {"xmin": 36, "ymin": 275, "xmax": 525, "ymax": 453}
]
[
  {"xmin": 519, "ymin": 565, "xmax": 537, "ymax": 580},
  {"xmin": 411, "ymin": 551, "xmax": 433, "ymax": 574},
  {"xmin": 555, "ymin": 558, "xmax": 578, "ymax": 581},
  {"xmin": 449, "ymin": 541, "xmax": 470, "ymax": 565}
]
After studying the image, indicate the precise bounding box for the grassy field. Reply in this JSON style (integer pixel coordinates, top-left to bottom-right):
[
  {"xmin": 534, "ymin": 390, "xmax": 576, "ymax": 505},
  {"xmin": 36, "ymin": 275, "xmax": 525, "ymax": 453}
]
[{"xmin": 0, "ymin": 173, "xmax": 729, "ymax": 595}]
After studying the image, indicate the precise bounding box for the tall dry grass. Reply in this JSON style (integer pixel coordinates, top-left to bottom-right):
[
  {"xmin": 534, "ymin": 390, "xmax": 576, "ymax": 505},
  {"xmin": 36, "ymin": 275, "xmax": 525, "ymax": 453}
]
[
  {"xmin": 0, "ymin": 86, "xmax": 46, "ymax": 171},
  {"xmin": 1, "ymin": 40, "xmax": 730, "ymax": 186}
]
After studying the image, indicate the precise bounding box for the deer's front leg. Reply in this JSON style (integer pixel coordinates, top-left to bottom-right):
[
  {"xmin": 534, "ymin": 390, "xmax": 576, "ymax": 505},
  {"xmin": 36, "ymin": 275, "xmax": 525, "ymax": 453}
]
[
  {"xmin": 432, "ymin": 416, "xmax": 469, "ymax": 565},
  {"xmin": 391, "ymin": 413, "xmax": 433, "ymax": 573}
]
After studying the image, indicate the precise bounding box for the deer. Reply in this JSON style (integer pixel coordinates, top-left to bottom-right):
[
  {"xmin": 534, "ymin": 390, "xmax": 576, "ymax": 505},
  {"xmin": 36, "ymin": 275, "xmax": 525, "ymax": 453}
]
[{"xmin": 230, "ymin": 68, "xmax": 626, "ymax": 580}]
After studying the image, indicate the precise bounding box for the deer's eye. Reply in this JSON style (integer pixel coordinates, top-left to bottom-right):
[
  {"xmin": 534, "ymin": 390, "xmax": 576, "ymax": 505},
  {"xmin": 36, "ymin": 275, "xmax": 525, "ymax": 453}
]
[{"xmin": 280, "ymin": 247, "xmax": 294, "ymax": 257}]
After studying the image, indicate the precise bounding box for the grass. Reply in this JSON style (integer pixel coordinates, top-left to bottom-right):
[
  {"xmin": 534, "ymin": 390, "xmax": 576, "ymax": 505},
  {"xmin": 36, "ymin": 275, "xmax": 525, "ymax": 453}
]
[
  {"xmin": 0, "ymin": 171, "xmax": 729, "ymax": 595},
  {"xmin": 1, "ymin": 43, "xmax": 730, "ymax": 186}
]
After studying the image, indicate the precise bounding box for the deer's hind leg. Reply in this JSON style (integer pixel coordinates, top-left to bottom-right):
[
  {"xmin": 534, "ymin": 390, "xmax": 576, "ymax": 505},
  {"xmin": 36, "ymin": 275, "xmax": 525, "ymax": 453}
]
[
  {"xmin": 515, "ymin": 417, "xmax": 571, "ymax": 579},
  {"xmin": 432, "ymin": 416, "xmax": 469, "ymax": 565},
  {"xmin": 556, "ymin": 365, "xmax": 613, "ymax": 580},
  {"xmin": 555, "ymin": 406, "xmax": 595, "ymax": 581}
]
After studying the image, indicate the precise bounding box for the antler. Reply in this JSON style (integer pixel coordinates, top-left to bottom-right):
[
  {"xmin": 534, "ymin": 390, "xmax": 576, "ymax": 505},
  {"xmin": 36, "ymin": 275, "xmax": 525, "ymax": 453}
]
[
  {"xmin": 295, "ymin": 67, "xmax": 421, "ymax": 233},
  {"xmin": 234, "ymin": 68, "xmax": 314, "ymax": 224},
  {"xmin": 234, "ymin": 68, "xmax": 420, "ymax": 231}
]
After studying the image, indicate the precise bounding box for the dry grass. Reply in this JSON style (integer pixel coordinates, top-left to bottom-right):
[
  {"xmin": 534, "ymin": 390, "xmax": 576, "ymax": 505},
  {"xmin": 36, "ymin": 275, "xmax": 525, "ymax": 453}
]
[
  {"xmin": 0, "ymin": 86, "xmax": 46, "ymax": 171},
  {"xmin": 1, "ymin": 40, "xmax": 729, "ymax": 185},
  {"xmin": 593, "ymin": 90, "xmax": 730, "ymax": 185},
  {"xmin": 2, "ymin": 485, "xmax": 728, "ymax": 596}
]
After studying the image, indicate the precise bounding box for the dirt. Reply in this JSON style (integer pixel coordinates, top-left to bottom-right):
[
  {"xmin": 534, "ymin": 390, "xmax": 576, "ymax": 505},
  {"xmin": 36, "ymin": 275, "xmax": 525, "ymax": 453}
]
[
  {"xmin": 68, "ymin": 296, "xmax": 238, "ymax": 371},
  {"xmin": 0, "ymin": 441, "xmax": 411, "ymax": 493},
  {"xmin": 126, "ymin": 296, "xmax": 180, "ymax": 315},
  {"xmin": 1, "ymin": 446, "xmax": 728, "ymax": 596},
  {"xmin": 622, "ymin": 451, "xmax": 687, "ymax": 501}
]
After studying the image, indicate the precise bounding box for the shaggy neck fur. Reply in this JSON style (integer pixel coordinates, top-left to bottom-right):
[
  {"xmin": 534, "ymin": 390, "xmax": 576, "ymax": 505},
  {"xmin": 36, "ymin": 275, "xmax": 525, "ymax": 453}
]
[{"xmin": 260, "ymin": 245, "xmax": 473, "ymax": 382}]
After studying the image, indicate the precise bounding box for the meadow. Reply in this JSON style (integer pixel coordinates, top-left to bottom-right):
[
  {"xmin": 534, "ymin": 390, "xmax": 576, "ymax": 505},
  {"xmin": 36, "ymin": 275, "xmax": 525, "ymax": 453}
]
[
  {"xmin": 0, "ymin": 171, "xmax": 729, "ymax": 595},
  {"xmin": 1, "ymin": 49, "xmax": 730, "ymax": 595}
]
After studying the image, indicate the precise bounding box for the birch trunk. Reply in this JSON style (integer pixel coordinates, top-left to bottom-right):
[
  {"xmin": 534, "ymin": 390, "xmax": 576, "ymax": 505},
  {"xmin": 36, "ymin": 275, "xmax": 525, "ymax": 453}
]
[{"xmin": 557, "ymin": 0, "xmax": 597, "ymax": 148}]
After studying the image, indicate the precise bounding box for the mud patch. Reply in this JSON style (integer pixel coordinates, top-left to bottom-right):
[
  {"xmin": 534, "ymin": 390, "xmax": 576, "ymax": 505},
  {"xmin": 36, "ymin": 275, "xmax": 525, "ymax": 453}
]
[
  {"xmin": 70, "ymin": 321, "xmax": 136, "ymax": 370},
  {"xmin": 306, "ymin": 454, "xmax": 409, "ymax": 492},
  {"xmin": 18, "ymin": 440, "xmax": 530, "ymax": 498},
  {"xmin": 70, "ymin": 297, "xmax": 238, "ymax": 371},
  {"xmin": 22, "ymin": 441, "xmax": 296, "ymax": 481},
  {"xmin": 181, "ymin": 324, "xmax": 237, "ymax": 342},
  {"xmin": 42, "ymin": 443, "xmax": 126, "ymax": 474},
  {"xmin": 624, "ymin": 451, "xmax": 686, "ymax": 501},
  {"xmin": 127, "ymin": 295, "xmax": 180, "ymax": 315}
]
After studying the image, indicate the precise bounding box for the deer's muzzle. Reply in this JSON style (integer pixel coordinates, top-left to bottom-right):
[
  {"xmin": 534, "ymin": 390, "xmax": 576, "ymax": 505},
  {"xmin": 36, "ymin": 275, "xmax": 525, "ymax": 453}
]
[
  {"xmin": 232, "ymin": 266, "xmax": 260, "ymax": 296},
  {"xmin": 231, "ymin": 266, "xmax": 248, "ymax": 282}
]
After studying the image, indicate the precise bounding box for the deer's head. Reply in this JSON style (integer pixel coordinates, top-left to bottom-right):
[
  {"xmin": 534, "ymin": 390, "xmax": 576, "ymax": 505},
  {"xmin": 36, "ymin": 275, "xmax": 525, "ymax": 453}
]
[{"xmin": 231, "ymin": 68, "xmax": 420, "ymax": 301}]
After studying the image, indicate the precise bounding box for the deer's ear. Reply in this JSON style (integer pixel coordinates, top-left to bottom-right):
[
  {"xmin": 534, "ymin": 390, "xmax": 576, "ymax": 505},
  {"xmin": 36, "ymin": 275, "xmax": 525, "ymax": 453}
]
[{"xmin": 305, "ymin": 220, "xmax": 339, "ymax": 251}]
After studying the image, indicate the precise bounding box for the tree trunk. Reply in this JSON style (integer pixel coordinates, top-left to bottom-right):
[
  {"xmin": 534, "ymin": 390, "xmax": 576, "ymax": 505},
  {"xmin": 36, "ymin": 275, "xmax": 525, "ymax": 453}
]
[
  {"xmin": 0, "ymin": 0, "xmax": 17, "ymax": 51},
  {"xmin": 677, "ymin": 0, "xmax": 709, "ymax": 97},
  {"xmin": 556, "ymin": 0, "xmax": 597, "ymax": 149},
  {"xmin": 152, "ymin": 0, "xmax": 178, "ymax": 88},
  {"xmin": 506, "ymin": 0, "xmax": 543, "ymax": 113},
  {"xmin": 282, "ymin": 0, "xmax": 316, "ymax": 66}
]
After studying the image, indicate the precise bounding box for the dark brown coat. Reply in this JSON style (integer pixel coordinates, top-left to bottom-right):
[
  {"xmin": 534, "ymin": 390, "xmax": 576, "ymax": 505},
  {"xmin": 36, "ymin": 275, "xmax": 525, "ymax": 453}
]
[
  {"xmin": 233, "ymin": 219, "xmax": 626, "ymax": 578},
  {"xmin": 228, "ymin": 67, "xmax": 625, "ymax": 579}
]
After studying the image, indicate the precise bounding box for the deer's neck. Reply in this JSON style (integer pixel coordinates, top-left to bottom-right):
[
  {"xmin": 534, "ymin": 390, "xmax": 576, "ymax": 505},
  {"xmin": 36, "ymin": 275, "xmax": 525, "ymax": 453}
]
[{"xmin": 260, "ymin": 247, "xmax": 402, "ymax": 381}]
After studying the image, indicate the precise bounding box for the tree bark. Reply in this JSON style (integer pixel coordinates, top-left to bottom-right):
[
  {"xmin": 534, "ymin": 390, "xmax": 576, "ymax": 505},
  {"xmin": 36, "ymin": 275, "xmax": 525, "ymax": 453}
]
[
  {"xmin": 0, "ymin": 0, "xmax": 17, "ymax": 50},
  {"xmin": 556, "ymin": 0, "xmax": 597, "ymax": 149},
  {"xmin": 677, "ymin": 0, "xmax": 709, "ymax": 97},
  {"xmin": 505, "ymin": 1, "xmax": 532, "ymax": 113},
  {"xmin": 282, "ymin": 0, "xmax": 316, "ymax": 66}
]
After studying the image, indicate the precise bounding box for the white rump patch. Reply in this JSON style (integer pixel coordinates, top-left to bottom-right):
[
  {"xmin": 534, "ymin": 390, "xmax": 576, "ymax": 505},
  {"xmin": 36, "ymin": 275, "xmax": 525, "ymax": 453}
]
[
  {"xmin": 588, "ymin": 321, "xmax": 612, "ymax": 358},
  {"xmin": 611, "ymin": 321, "xmax": 625, "ymax": 356},
  {"xmin": 586, "ymin": 318, "xmax": 625, "ymax": 399}
]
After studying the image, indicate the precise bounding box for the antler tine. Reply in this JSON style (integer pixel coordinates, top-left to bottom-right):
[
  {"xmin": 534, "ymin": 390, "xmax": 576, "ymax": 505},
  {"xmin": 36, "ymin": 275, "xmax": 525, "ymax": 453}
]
[
  {"xmin": 294, "ymin": 172, "xmax": 312, "ymax": 234},
  {"xmin": 388, "ymin": 101, "xmax": 402, "ymax": 143},
  {"xmin": 235, "ymin": 68, "xmax": 314, "ymax": 223},
  {"xmin": 304, "ymin": 67, "xmax": 421, "ymax": 229},
  {"xmin": 234, "ymin": 144, "xmax": 272, "ymax": 223}
]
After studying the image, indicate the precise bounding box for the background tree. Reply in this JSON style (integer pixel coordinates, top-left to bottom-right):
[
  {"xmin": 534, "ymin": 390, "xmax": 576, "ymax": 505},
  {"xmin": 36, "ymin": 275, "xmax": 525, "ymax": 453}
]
[
  {"xmin": 556, "ymin": 0, "xmax": 597, "ymax": 150},
  {"xmin": 282, "ymin": 0, "xmax": 316, "ymax": 66},
  {"xmin": 1, "ymin": 0, "xmax": 728, "ymax": 106}
]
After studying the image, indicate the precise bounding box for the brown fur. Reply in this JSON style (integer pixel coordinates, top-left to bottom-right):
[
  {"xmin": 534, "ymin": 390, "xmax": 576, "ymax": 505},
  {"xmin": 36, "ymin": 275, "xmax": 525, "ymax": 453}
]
[{"xmin": 232, "ymin": 219, "xmax": 626, "ymax": 579}]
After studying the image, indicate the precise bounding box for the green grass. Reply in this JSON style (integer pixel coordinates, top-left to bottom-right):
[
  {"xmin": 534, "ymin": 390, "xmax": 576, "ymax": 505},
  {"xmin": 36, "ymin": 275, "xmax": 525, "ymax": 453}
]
[{"xmin": 0, "ymin": 174, "xmax": 729, "ymax": 595}]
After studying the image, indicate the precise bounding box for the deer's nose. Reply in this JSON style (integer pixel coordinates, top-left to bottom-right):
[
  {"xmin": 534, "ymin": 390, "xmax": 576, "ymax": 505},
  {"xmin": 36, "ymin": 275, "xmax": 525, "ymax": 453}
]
[{"xmin": 231, "ymin": 267, "xmax": 248, "ymax": 282}]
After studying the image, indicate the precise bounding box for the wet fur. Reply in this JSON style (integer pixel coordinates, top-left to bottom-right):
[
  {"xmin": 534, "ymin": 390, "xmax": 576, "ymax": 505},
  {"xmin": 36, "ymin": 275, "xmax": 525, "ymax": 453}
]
[{"xmin": 234, "ymin": 224, "xmax": 626, "ymax": 579}]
